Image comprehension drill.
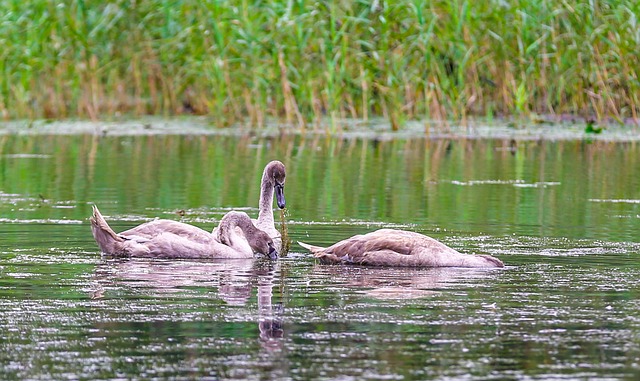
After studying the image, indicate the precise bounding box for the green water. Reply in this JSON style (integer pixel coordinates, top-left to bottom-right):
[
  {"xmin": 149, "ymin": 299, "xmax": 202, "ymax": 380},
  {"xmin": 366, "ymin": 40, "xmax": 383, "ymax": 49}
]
[{"xmin": 1, "ymin": 134, "xmax": 640, "ymax": 380}]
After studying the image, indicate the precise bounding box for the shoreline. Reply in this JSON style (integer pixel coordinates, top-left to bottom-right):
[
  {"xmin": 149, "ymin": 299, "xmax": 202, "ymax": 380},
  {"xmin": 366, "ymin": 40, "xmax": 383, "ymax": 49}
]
[{"xmin": 1, "ymin": 117, "xmax": 639, "ymax": 142}]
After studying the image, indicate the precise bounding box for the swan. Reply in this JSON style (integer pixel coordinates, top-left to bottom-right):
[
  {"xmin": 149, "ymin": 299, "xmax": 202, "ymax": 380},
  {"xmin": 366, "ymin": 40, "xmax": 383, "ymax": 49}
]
[
  {"xmin": 298, "ymin": 229, "xmax": 504, "ymax": 268},
  {"xmin": 254, "ymin": 160, "xmax": 287, "ymax": 251},
  {"xmin": 212, "ymin": 160, "xmax": 287, "ymax": 251},
  {"xmin": 90, "ymin": 205, "xmax": 277, "ymax": 259}
]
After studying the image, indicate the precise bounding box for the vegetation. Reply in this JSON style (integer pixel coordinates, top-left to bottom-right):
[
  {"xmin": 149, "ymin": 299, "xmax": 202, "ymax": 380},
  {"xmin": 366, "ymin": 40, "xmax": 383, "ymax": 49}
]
[{"xmin": 1, "ymin": 0, "xmax": 639, "ymax": 128}]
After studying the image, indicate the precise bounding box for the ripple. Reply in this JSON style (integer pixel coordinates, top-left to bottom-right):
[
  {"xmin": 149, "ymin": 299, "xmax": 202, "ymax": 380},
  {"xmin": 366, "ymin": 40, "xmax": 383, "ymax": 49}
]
[
  {"xmin": 0, "ymin": 218, "xmax": 83, "ymax": 224},
  {"xmin": 0, "ymin": 191, "xmax": 39, "ymax": 204},
  {"xmin": 513, "ymin": 181, "xmax": 561, "ymax": 188},
  {"xmin": 445, "ymin": 179, "xmax": 561, "ymax": 188},
  {"xmin": 589, "ymin": 198, "xmax": 640, "ymax": 204},
  {"xmin": 449, "ymin": 179, "xmax": 525, "ymax": 186},
  {"xmin": 455, "ymin": 234, "xmax": 640, "ymax": 258},
  {"xmin": 6, "ymin": 272, "xmax": 38, "ymax": 278},
  {"xmin": 290, "ymin": 219, "xmax": 415, "ymax": 229},
  {"xmin": 2, "ymin": 154, "xmax": 51, "ymax": 159}
]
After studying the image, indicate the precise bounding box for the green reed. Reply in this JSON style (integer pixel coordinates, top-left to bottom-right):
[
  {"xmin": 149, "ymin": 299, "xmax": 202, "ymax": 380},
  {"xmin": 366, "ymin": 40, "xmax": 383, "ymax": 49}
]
[{"xmin": 1, "ymin": 0, "xmax": 638, "ymax": 127}]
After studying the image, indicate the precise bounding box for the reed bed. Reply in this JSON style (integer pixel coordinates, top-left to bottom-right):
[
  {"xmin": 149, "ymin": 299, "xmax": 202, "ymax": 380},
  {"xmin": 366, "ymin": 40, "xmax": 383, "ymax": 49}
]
[{"xmin": 1, "ymin": 0, "xmax": 638, "ymax": 128}]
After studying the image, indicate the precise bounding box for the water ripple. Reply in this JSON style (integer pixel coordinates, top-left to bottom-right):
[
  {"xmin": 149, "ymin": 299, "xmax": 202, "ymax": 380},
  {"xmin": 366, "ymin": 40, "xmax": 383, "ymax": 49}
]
[{"xmin": 0, "ymin": 218, "xmax": 83, "ymax": 224}]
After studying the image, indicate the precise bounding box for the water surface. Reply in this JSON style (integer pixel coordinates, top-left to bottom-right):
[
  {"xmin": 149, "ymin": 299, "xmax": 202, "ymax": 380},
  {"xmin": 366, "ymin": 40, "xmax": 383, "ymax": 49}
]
[{"xmin": 1, "ymin": 133, "xmax": 640, "ymax": 380}]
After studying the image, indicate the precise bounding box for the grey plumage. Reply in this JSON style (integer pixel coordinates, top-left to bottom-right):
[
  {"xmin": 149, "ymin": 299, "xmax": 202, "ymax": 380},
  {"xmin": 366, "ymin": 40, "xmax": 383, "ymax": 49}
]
[
  {"xmin": 90, "ymin": 205, "xmax": 277, "ymax": 259},
  {"xmin": 299, "ymin": 229, "xmax": 503, "ymax": 268}
]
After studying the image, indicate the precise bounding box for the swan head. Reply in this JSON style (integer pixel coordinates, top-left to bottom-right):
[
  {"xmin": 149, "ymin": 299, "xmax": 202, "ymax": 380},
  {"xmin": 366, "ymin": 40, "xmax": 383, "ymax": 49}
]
[
  {"xmin": 249, "ymin": 229, "xmax": 279, "ymax": 260},
  {"xmin": 221, "ymin": 211, "xmax": 279, "ymax": 260},
  {"xmin": 266, "ymin": 161, "xmax": 286, "ymax": 209}
]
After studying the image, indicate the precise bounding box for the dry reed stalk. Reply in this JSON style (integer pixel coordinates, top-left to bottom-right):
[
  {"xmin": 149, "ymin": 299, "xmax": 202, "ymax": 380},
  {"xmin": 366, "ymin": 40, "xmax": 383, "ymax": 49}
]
[{"xmin": 278, "ymin": 50, "xmax": 304, "ymax": 128}]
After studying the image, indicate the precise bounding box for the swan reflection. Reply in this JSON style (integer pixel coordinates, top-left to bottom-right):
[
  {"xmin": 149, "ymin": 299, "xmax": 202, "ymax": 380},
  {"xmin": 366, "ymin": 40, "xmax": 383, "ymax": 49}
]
[
  {"xmin": 312, "ymin": 264, "xmax": 503, "ymax": 299},
  {"xmin": 92, "ymin": 258, "xmax": 284, "ymax": 348}
]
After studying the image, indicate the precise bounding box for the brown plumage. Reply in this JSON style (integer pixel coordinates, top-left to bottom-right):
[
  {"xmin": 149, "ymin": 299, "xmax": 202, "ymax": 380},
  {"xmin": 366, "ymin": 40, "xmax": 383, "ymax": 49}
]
[
  {"xmin": 299, "ymin": 229, "xmax": 504, "ymax": 268},
  {"xmin": 90, "ymin": 205, "xmax": 277, "ymax": 259}
]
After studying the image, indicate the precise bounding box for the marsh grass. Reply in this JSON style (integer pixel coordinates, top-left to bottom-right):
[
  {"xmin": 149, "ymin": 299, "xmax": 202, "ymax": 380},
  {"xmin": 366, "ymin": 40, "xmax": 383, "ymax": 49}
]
[{"xmin": 2, "ymin": 1, "xmax": 639, "ymax": 127}]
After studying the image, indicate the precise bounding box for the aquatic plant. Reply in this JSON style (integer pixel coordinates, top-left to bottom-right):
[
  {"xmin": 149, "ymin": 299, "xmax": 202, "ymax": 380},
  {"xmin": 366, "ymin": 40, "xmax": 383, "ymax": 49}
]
[
  {"xmin": 1, "ymin": 0, "xmax": 638, "ymax": 127},
  {"xmin": 279, "ymin": 208, "xmax": 291, "ymax": 257}
]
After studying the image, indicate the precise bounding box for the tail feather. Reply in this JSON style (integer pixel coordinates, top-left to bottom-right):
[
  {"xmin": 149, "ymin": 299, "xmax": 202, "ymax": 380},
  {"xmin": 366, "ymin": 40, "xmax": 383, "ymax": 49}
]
[
  {"xmin": 297, "ymin": 241, "xmax": 326, "ymax": 254},
  {"xmin": 90, "ymin": 205, "xmax": 123, "ymax": 254}
]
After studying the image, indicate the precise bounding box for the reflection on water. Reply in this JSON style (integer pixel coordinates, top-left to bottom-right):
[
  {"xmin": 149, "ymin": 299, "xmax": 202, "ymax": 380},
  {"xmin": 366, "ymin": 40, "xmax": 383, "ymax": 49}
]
[
  {"xmin": 1, "ymin": 135, "xmax": 639, "ymax": 242},
  {"xmin": 1, "ymin": 134, "xmax": 640, "ymax": 380},
  {"xmin": 93, "ymin": 258, "xmax": 286, "ymax": 350},
  {"xmin": 311, "ymin": 265, "xmax": 504, "ymax": 299}
]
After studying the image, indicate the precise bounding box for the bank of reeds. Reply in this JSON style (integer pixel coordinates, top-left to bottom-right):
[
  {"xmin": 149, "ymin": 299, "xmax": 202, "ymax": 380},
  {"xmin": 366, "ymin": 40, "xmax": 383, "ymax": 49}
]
[{"xmin": 1, "ymin": 1, "xmax": 638, "ymax": 128}]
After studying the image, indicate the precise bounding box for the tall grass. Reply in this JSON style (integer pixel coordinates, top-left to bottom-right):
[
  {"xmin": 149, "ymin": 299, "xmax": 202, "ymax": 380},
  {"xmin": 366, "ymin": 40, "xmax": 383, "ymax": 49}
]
[{"xmin": 1, "ymin": 0, "xmax": 638, "ymax": 128}]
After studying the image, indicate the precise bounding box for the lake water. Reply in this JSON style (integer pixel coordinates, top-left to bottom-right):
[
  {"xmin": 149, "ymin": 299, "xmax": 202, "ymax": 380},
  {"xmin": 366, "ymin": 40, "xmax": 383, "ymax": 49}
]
[{"xmin": 1, "ymin": 132, "xmax": 640, "ymax": 380}]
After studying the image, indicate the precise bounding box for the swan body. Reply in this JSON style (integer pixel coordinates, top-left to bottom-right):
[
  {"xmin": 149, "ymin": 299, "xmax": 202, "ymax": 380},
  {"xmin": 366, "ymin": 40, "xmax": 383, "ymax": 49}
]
[
  {"xmin": 299, "ymin": 229, "xmax": 503, "ymax": 268},
  {"xmin": 90, "ymin": 206, "xmax": 277, "ymax": 259}
]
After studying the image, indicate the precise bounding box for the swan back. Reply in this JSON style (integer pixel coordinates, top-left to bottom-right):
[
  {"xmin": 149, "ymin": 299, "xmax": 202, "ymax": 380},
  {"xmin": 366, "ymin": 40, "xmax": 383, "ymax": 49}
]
[
  {"xmin": 299, "ymin": 229, "xmax": 504, "ymax": 268},
  {"xmin": 91, "ymin": 205, "xmax": 277, "ymax": 259}
]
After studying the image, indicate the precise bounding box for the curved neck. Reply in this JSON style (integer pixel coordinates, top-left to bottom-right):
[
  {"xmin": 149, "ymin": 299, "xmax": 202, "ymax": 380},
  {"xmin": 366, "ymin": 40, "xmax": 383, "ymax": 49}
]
[
  {"xmin": 218, "ymin": 213, "xmax": 254, "ymax": 256},
  {"xmin": 257, "ymin": 171, "xmax": 275, "ymax": 226},
  {"xmin": 227, "ymin": 226, "xmax": 253, "ymax": 256}
]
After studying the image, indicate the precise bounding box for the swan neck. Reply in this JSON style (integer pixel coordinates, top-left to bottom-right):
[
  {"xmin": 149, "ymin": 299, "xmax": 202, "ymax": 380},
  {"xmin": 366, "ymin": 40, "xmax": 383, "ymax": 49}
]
[
  {"xmin": 219, "ymin": 213, "xmax": 253, "ymax": 255},
  {"xmin": 258, "ymin": 172, "xmax": 275, "ymax": 225}
]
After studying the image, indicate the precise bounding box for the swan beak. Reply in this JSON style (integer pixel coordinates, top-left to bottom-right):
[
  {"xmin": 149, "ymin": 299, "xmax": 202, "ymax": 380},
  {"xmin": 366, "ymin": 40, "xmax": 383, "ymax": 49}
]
[
  {"xmin": 275, "ymin": 183, "xmax": 286, "ymax": 209},
  {"xmin": 268, "ymin": 246, "xmax": 279, "ymax": 260}
]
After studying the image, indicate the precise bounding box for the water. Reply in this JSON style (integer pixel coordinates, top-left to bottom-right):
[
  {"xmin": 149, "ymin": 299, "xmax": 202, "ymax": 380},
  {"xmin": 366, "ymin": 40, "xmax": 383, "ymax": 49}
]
[{"xmin": 1, "ymin": 133, "xmax": 640, "ymax": 380}]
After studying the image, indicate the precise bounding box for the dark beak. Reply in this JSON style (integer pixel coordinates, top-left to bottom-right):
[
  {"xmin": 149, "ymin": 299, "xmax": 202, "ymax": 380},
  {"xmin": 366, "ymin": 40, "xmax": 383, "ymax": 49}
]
[
  {"xmin": 268, "ymin": 246, "xmax": 279, "ymax": 260},
  {"xmin": 275, "ymin": 183, "xmax": 286, "ymax": 209}
]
